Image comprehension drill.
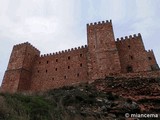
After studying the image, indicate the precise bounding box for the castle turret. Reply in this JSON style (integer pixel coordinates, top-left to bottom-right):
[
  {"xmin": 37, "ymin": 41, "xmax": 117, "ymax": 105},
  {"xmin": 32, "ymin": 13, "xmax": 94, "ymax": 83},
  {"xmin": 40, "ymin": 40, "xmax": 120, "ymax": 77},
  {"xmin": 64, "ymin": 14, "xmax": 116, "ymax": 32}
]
[
  {"xmin": 87, "ymin": 20, "xmax": 121, "ymax": 80},
  {"xmin": 1, "ymin": 42, "xmax": 40, "ymax": 93}
]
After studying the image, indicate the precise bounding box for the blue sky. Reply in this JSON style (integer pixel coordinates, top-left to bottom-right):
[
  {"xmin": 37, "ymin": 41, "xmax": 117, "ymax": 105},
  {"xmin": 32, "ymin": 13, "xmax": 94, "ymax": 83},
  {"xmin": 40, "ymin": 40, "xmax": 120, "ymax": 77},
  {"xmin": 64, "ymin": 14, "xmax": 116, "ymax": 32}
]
[{"xmin": 0, "ymin": 0, "xmax": 160, "ymax": 85}]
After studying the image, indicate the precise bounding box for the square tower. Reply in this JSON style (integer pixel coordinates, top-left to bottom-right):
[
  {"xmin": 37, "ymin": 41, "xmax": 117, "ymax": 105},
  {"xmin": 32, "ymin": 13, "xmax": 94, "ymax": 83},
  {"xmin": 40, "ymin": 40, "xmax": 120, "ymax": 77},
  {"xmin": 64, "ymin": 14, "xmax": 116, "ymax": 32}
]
[
  {"xmin": 1, "ymin": 42, "xmax": 40, "ymax": 93},
  {"xmin": 87, "ymin": 20, "xmax": 121, "ymax": 80}
]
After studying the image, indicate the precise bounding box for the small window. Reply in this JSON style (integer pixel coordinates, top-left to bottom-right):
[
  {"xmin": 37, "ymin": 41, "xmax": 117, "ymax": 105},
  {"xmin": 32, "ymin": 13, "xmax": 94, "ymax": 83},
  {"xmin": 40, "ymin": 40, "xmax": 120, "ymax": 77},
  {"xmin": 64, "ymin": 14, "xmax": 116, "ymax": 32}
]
[
  {"xmin": 77, "ymin": 73, "xmax": 79, "ymax": 77},
  {"xmin": 37, "ymin": 70, "xmax": 39, "ymax": 73},
  {"xmin": 130, "ymin": 55, "xmax": 133, "ymax": 60},
  {"xmin": 68, "ymin": 56, "xmax": 70, "ymax": 60},
  {"xmin": 47, "ymin": 61, "xmax": 49, "ymax": 64},
  {"xmin": 56, "ymin": 59, "xmax": 58, "ymax": 62},
  {"xmin": 80, "ymin": 63, "xmax": 82, "ymax": 67},
  {"xmin": 127, "ymin": 66, "xmax": 133, "ymax": 73},
  {"xmin": 52, "ymin": 78, "xmax": 54, "ymax": 80},
  {"xmin": 46, "ymin": 70, "xmax": 48, "ymax": 73},
  {"xmin": 128, "ymin": 45, "xmax": 131, "ymax": 49},
  {"xmin": 68, "ymin": 66, "xmax": 70, "ymax": 69},
  {"xmin": 39, "ymin": 61, "xmax": 41, "ymax": 64},
  {"xmin": 80, "ymin": 54, "xmax": 82, "ymax": 57},
  {"xmin": 55, "ymin": 68, "xmax": 57, "ymax": 71},
  {"xmin": 64, "ymin": 76, "xmax": 66, "ymax": 79},
  {"xmin": 148, "ymin": 57, "xmax": 152, "ymax": 60}
]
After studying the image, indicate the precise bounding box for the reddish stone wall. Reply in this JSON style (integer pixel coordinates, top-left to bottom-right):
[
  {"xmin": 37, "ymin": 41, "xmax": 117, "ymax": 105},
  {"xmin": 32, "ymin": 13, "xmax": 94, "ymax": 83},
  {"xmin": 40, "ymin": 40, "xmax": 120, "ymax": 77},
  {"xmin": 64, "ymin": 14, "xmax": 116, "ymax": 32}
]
[
  {"xmin": 116, "ymin": 34, "xmax": 151, "ymax": 73},
  {"xmin": 17, "ymin": 69, "xmax": 32, "ymax": 91},
  {"xmin": 7, "ymin": 44, "xmax": 27, "ymax": 70},
  {"xmin": 1, "ymin": 42, "xmax": 40, "ymax": 93},
  {"xmin": 7, "ymin": 42, "xmax": 40, "ymax": 71},
  {"xmin": 1, "ymin": 70, "xmax": 21, "ymax": 93},
  {"xmin": 30, "ymin": 46, "xmax": 89, "ymax": 92},
  {"xmin": 146, "ymin": 50, "xmax": 159, "ymax": 70},
  {"xmin": 87, "ymin": 20, "xmax": 121, "ymax": 80},
  {"xmin": 21, "ymin": 43, "xmax": 40, "ymax": 71}
]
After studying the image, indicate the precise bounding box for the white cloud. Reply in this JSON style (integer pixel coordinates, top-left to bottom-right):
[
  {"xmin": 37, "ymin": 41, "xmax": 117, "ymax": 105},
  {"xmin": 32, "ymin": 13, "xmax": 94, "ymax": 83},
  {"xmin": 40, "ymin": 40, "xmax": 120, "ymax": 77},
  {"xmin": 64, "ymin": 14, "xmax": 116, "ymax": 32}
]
[
  {"xmin": 99, "ymin": 0, "xmax": 127, "ymax": 22},
  {"xmin": 135, "ymin": 0, "xmax": 155, "ymax": 19},
  {"xmin": 0, "ymin": 0, "xmax": 86, "ymax": 52}
]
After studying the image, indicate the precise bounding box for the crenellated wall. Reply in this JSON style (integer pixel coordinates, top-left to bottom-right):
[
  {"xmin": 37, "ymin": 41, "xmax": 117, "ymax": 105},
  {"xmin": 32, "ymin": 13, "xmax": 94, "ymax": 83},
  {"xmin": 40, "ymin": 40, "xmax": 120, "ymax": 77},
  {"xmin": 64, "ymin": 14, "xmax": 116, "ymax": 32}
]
[
  {"xmin": 30, "ymin": 45, "xmax": 88, "ymax": 91},
  {"xmin": 87, "ymin": 20, "xmax": 112, "ymax": 27},
  {"xmin": 116, "ymin": 33, "xmax": 151, "ymax": 73},
  {"xmin": 1, "ymin": 20, "xmax": 159, "ymax": 93}
]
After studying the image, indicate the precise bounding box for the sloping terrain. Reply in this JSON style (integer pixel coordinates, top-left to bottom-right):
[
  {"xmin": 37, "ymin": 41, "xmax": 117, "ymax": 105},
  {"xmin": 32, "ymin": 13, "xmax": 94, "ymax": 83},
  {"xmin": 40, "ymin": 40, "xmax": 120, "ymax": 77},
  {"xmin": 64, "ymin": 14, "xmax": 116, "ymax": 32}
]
[
  {"xmin": 0, "ymin": 77, "xmax": 160, "ymax": 120},
  {"xmin": 95, "ymin": 77, "xmax": 160, "ymax": 113}
]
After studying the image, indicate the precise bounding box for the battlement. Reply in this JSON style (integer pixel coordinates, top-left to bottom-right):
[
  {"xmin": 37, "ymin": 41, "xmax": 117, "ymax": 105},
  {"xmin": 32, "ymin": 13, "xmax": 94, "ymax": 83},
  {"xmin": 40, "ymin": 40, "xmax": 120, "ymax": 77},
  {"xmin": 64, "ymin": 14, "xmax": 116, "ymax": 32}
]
[
  {"xmin": 40, "ymin": 45, "xmax": 88, "ymax": 57},
  {"xmin": 87, "ymin": 20, "xmax": 112, "ymax": 27},
  {"xmin": 116, "ymin": 33, "xmax": 141, "ymax": 42},
  {"xmin": 14, "ymin": 42, "xmax": 40, "ymax": 53},
  {"xmin": 147, "ymin": 49, "xmax": 153, "ymax": 52}
]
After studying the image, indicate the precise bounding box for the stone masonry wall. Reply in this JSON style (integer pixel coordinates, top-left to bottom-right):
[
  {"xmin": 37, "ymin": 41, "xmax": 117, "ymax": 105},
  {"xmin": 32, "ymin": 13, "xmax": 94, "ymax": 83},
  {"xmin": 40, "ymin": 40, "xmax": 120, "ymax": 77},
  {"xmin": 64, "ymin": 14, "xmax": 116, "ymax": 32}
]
[
  {"xmin": 116, "ymin": 34, "xmax": 151, "ymax": 73},
  {"xmin": 147, "ymin": 50, "xmax": 159, "ymax": 70},
  {"xmin": 1, "ymin": 70, "xmax": 21, "ymax": 93},
  {"xmin": 30, "ymin": 46, "xmax": 89, "ymax": 92},
  {"xmin": 87, "ymin": 20, "xmax": 121, "ymax": 80},
  {"xmin": 1, "ymin": 43, "xmax": 40, "ymax": 93}
]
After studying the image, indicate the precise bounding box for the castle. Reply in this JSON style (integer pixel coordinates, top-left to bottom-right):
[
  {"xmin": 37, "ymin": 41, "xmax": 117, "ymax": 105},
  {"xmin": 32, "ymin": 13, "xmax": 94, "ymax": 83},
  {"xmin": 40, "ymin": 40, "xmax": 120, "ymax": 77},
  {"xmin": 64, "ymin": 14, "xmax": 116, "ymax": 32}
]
[{"xmin": 1, "ymin": 20, "xmax": 159, "ymax": 93}]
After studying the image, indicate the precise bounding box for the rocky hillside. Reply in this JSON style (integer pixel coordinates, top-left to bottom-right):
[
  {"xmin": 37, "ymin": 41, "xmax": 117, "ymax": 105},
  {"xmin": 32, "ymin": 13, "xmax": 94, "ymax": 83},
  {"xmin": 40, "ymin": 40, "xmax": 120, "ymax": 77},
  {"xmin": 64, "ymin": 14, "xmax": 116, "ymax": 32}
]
[
  {"xmin": 0, "ymin": 77, "xmax": 160, "ymax": 120},
  {"xmin": 95, "ymin": 77, "xmax": 160, "ymax": 113}
]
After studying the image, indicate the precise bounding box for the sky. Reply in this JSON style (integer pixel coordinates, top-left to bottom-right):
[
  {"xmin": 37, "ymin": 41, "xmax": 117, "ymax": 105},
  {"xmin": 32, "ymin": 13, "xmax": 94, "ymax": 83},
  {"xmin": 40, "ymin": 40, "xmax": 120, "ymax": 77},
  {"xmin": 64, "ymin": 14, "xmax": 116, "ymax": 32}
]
[{"xmin": 0, "ymin": 0, "xmax": 160, "ymax": 85}]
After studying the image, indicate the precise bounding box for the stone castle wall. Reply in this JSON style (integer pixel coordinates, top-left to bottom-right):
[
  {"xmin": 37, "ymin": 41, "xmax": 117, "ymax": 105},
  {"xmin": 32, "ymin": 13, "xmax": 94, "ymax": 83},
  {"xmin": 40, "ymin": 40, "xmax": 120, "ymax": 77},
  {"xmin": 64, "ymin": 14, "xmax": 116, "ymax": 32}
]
[
  {"xmin": 116, "ymin": 34, "xmax": 151, "ymax": 73},
  {"xmin": 1, "ymin": 20, "xmax": 159, "ymax": 93},
  {"xmin": 146, "ymin": 50, "xmax": 159, "ymax": 70},
  {"xmin": 30, "ymin": 46, "xmax": 89, "ymax": 91}
]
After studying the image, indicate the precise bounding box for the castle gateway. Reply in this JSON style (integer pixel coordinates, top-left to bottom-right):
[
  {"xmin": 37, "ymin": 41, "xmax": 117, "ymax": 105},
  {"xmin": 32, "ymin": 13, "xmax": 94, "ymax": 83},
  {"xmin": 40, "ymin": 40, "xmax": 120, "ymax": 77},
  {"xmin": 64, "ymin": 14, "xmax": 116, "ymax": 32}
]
[{"xmin": 1, "ymin": 20, "xmax": 159, "ymax": 93}]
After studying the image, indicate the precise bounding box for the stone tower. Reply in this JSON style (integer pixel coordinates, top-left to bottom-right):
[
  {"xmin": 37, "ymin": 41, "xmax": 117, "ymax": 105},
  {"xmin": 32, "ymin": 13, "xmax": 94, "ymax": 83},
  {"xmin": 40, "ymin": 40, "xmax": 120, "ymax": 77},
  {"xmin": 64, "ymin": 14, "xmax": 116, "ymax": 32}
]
[
  {"xmin": 1, "ymin": 42, "xmax": 40, "ymax": 93},
  {"xmin": 116, "ymin": 34, "xmax": 152, "ymax": 73},
  {"xmin": 87, "ymin": 20, "xmax": 121, "ymax": 80}
]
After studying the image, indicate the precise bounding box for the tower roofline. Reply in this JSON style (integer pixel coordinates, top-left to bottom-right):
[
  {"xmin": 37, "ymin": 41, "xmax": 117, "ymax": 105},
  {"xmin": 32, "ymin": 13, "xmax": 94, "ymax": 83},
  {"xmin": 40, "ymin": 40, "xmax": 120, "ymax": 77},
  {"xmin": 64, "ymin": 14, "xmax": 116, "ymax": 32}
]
[
  {"xmin": 116, "ymin": 33, "xmax": 141, "ymax": 42},
  {"xmin": 14, "ymin": 42, "xmax": 40, "ymax": 53},
  {"xmin": 87, "ymin": 20, "xmax": 112, "ymax": 27},
  {"xmin": 40, "ymin": 45, "xmax": 88, "ymax": 58}
]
